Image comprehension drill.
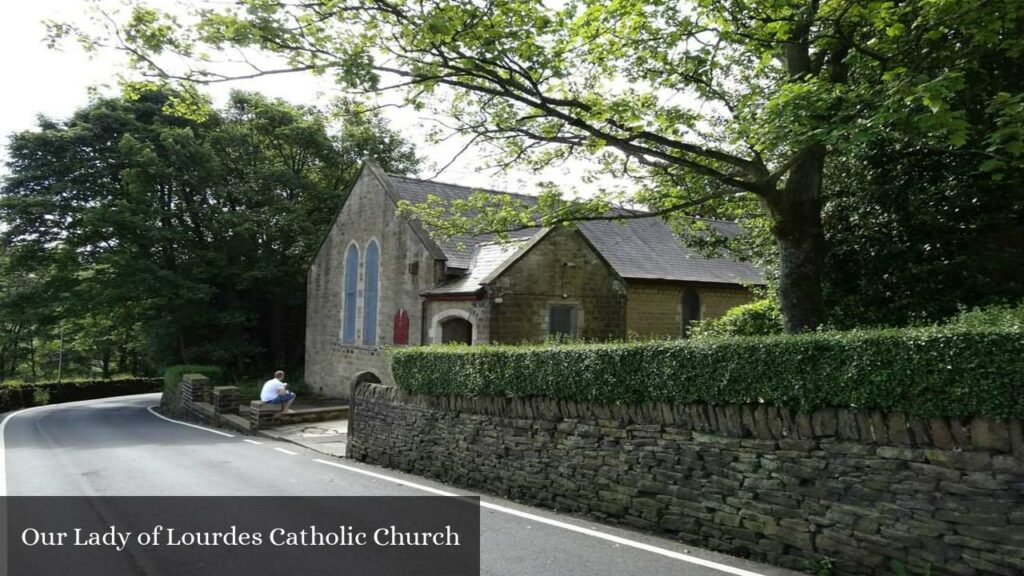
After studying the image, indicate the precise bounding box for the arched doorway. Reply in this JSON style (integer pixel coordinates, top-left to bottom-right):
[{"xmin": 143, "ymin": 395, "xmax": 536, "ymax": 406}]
[
  {"xmin": 440, "ymin": 317, "xmax": 473, "ymax": 345},
  {"xmin": 353, "ymin": 371, "xmax": 382, "ymax": 385},
  {"xmin": 349, "ymin": 371, "xmax": 382, "ymax": 399}
]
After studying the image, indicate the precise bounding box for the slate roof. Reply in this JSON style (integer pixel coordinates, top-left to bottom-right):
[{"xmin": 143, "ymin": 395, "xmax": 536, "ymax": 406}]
[
  {"xmin": 387, "ymin": 173, "xmax": 765, "ymax": 292},
  {"xmin": 387, "ymin": 175, "xmax": 541, "ymax": 269},
  {"xmin": 423, "ymin": 240, "xmax": 527, "ymax": 295}
]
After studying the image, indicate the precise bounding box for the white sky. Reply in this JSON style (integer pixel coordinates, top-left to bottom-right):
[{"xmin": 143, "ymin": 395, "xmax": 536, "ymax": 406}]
[{"xmin": 0, "ymin": 0, "xmax": 592, "ymax": 193}]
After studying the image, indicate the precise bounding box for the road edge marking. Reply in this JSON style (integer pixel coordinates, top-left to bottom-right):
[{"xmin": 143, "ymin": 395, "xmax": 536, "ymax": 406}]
[
  {"xmin": 0, "ymin": 409, "xmax": 13, "ymax": 495},
  {"xmin": 1, "ymin": 394, "xmax": 161, "ymax": 495},
  {"xmin": 146, "ymin": 406, "xmax": 235, "ymax": 438},
  {"xmin": 0, "ymin": 407, "xmax": 45, "ymax": 496},
  {"xmin": 311, "ymin": 458, "xmax": 767, "ymax": 576}
]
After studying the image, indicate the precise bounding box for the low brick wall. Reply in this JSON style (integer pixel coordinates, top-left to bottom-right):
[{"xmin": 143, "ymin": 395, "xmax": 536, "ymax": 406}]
[{"xmin": 349, "ymin": 383, "xmax": 1024, "ymax": 576}]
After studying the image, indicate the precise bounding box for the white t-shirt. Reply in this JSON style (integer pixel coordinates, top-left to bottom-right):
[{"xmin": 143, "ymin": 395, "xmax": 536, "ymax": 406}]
[{"xmin": 260, "ymin": 378, "xmax": 286, "ymax": 402}]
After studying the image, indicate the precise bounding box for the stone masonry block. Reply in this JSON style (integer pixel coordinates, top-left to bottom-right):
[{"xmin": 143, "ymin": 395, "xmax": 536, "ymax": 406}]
[{"xmin": 969, "ymin": 417, "xmax": 1010, "ymax": 452}]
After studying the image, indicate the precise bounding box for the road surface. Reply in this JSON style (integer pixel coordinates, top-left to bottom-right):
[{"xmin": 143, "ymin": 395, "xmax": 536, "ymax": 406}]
[{"xmin": 1, "ymin": 394, "xmax": 799, "ymax": 576}]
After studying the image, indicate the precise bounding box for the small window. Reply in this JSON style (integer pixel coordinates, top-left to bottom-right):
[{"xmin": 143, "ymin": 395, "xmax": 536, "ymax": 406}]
[
  {"xmin": 549, "ymin": 305, "xmax": 578, "ymax": 337},
  {"xmin": 321, "ymin": 256, "xmax": 330, "ymax": 294},
  {"xmin": 682, "ymin": 288, "xmax": 701, "ymax": 337}
]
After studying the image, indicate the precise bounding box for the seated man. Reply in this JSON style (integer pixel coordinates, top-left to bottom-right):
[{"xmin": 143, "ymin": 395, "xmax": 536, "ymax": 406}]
[{"xmin": 261, "ymin": 370, "xmax": 296, "ymax": 413}]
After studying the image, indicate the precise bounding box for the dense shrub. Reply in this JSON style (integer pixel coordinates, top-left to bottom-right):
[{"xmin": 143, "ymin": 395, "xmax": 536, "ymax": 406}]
[
  {"xmin": 161, "ymin": 365, "xmax": 224, "ymax": 417},
  {"xmin": 946, "ymin": 301, "xmax": 1024, "ymax": 331},
  {"xmin": 0, "ymin": 378, "xmax": 162, "ymax": 412},
  {"xmin": 690, "ymin": 298, "xmax": 784, "ymax": 338},
  {"xmin": 392, "ymin": 328, "xmax": 1024, "ymax": 419}
]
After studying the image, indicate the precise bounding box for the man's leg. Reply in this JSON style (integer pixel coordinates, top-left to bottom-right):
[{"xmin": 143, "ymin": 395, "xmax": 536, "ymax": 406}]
[{"xmin": 282, "ymin": 392, "xmax": 295, "ymax": 413}]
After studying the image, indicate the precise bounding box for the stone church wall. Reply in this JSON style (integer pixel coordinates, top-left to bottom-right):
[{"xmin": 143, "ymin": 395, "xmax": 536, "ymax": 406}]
[
  {"xmin": 305, "ymin": 167, "xmax": 437, "ymax": 398},
  {"xmin": 626, "ymin": 282, "xmax": 755, "ymax": 339},
  {"xmin": 486, "ymin": 228, "xmax": 627, "ymax": 343}
]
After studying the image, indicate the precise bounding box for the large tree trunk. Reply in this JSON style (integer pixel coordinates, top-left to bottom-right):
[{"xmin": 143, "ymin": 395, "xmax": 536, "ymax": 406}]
[{"xmin": 766, "ymin": 145, "xmax": 828, "ymax": 332}]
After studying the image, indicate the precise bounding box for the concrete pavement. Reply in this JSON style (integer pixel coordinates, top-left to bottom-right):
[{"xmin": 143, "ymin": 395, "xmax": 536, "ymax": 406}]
[
  {"xmin": 0, "ymin": 394, "xmax": 804, "ymax": 576},
  {"xmin": 256, "ymin": 418, "xmax": 348, "ymax": 458}
]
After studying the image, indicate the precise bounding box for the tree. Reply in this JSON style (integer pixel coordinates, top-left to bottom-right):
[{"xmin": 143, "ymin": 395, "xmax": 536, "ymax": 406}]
[
  {"xmin": 1, "ymin": 89, "xmax": 418, "ymax": 380},
  {"xmin": 822, "ymin": 138, "xmax": 1024, "ymax": 328},
  {"xmin": 49, "ymin": 0, "xmax": 1024, "ymax": 331}
]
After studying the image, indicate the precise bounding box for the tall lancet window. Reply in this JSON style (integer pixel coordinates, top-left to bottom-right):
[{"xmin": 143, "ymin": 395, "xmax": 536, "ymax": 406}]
[
  {"xmin": 342, "ymin": 243, "xmax": 359, "ymax": 343},
  {"xmin": 362, "ymin": 240, "xmax": 380, "ymax": 345}
]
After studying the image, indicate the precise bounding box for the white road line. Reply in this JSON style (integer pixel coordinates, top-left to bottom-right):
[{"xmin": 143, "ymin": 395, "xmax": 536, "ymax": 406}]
[
  {"xmin": 243, "ymin": 439, "xmax": 263, "ymax": 445},
  {"xmin": 146, "ymin": 406, "xmax": 235, "ymax": 438},
  {"xmin": 1, "ymin": 403, "xmax": 75, "ymax": 496},
  {"xmin": 274, "ymin": 447, "xmax": 298, "ymax": 456},
  {"xmin": 311, "ymin": 459, "xmax": 765, "ymax": 576},
  {"xmin": 313, "ymin": 458, "xmax": 455, "ymax": 495},
  {"xmin": 0, "ymin": 409, "xmax": 15, "ymax": 496},
  {"xmin": 1, "ymin": 394, "xmax": 162, "ymax": 496},
  {"xmin": 0, "ymin": 406, "xmax": 44, "ymax": 496}
]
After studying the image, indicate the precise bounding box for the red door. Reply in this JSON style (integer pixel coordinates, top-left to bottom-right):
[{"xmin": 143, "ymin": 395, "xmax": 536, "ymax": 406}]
[{"xmin": 393, "ymin": 309, "xmax": 410, "ymax": 345}]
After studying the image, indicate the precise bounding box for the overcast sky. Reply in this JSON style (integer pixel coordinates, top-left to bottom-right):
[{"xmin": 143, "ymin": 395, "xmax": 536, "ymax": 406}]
[{"xmin": 0, "ymin": 0, "xmax": 585, "ymax": 193}]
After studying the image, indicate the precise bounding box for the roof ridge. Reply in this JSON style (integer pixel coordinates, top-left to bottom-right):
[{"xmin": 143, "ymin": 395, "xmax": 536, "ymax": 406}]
[
  {"xmin": 389, "ymin": 173, "xmax": 749, "ymax": 227},
  {"xmin": 472, "ymin": 236, "xmax": 534, "ymax": 248},
  {"xmin": 386, "ymin": 172, "xmax": 539, "ymax": 203},
  {"xmin": 679, "ymin": 215, "xmax": 745, "ymax": 226}
]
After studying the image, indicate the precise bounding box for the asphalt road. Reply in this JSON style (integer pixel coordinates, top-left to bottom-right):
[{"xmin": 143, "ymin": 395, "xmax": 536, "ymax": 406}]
[{"xmin": 1, "ymin": 394, "xmax": 800, "ymax": 576}]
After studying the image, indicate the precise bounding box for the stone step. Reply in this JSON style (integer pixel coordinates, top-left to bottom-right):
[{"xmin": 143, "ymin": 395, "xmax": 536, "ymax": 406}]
[
  {"xmin": 277, "ymin": 406, "xmax": 349, "ymax": 425},
  {"xmin": 193, "ymin": 402, "xmax": 216, "ymax": 421},
  {"xmin": 220, "ymin": 413, "xmax": 250, "ymax": 434},
  {"xmin": 249, "ymin": 404, "xmax": 349, "ymax": 430}
]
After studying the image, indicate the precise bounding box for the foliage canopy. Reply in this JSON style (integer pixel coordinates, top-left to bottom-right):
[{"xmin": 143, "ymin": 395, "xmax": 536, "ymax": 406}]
[
  {"xmin": 0, "ymin": 89, "xmax": 418, "ymax": 381},
  {"xmin": 50, "ymin": 0, "xmax": 1024, "ymax": 331}
]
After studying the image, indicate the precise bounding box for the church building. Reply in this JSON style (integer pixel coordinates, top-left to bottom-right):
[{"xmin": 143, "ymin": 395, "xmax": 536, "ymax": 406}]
[{"xmin": 305, "ymin": 160, "xmax": 764, "ymax": 398}]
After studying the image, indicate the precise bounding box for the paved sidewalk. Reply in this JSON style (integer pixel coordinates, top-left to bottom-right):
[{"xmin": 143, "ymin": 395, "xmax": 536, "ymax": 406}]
[{"xmin": 256, "ymin": 419, "xmax": 348, "ymax": 458}]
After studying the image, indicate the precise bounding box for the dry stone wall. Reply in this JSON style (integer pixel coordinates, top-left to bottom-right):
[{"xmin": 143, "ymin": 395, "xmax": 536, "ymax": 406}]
[{"xmin": 349, "ymin": 383, "xmax": 1024, "ymax": 576}]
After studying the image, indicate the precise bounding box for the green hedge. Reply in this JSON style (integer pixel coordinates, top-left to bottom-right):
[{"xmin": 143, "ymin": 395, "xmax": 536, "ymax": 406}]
[
  {"xmin": 690, "ymin": 298, "xmax": 784, "ymax": 338},
  {"xmin": 947, "ymin": 301, "xmax": 1024, "ymax": 331},
  {"xmin": 0, "ymin": 378, "xmax": 163, "ymax": 413},
  {"xmin": 391, "ymin": 328, "xmax": 1024, "ymax": 419},
  {"xmin": 160, "ymin": 365, "xmax": 224, "ymax": 417}
]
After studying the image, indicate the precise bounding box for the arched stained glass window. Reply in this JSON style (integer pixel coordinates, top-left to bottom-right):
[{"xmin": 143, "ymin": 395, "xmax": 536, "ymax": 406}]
[
  {"xmin": 362, "ymin": 240, "xmax": 380, "ymax": 345},
  {"xmin": 342, "ymin": 243, "xmax": 359, "ymax": 343}
]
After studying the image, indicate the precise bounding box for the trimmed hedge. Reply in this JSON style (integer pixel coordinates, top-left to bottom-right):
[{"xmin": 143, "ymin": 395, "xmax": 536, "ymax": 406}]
[
  {"xmin": 160, "ymin": 365, "xmax": 224, "ymax": 417},
  {"xmin": 0, "ymin": 378, "xmax": 163, "ymax": 413},
  {"xmin": 391, "ymin": 328, "xmax": 1024, "ymax": 419}
]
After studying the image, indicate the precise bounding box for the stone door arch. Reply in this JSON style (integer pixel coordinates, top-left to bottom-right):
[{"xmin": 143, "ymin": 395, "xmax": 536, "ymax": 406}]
[{"xmin": 429, "ymin": 308, "xmax": 476, "ymax": 345}]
